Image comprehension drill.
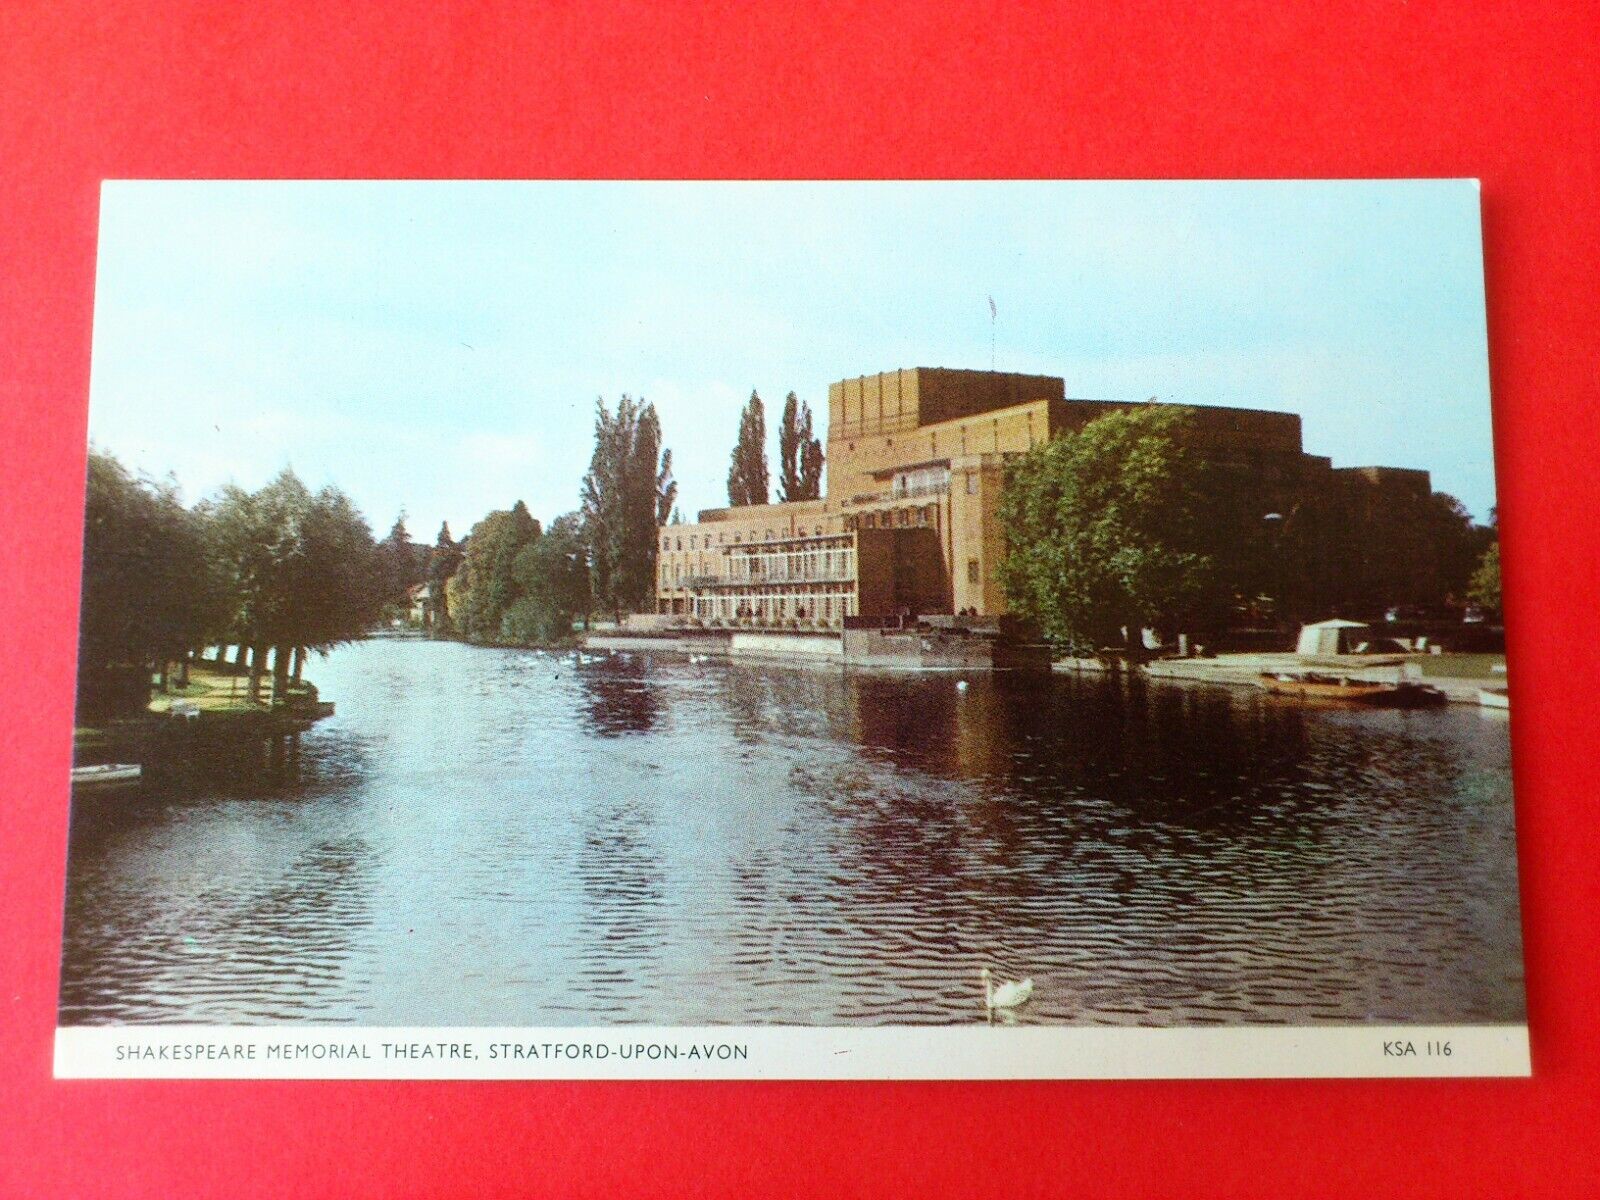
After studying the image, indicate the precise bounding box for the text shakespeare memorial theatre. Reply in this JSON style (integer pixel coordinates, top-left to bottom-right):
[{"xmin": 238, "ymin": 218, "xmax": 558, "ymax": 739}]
[{"xmin": 654, "ymin": 367, "xmax": 1432, "ymax": 631}]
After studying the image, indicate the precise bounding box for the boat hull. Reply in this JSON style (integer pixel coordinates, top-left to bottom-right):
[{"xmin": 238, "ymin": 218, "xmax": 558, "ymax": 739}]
[
  {"xmin": 1258, "ymin": 673, "xmax": 1449, "ymax": 708},
  {"xmin": 71, "ymin": 764, "xmax": 143, "ymax": 792}
]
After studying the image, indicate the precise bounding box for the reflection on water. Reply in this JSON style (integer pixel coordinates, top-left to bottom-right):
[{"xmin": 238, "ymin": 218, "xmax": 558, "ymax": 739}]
[{"xmin": 60, "ymin": 639, "xmax": 1524, "ymax": 1026}]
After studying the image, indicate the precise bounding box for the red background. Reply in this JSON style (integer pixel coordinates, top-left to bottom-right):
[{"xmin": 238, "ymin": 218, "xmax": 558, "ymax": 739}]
[{"xmin": 2, "ymin": 2, "xmax": 1597, "ymax": 1195}]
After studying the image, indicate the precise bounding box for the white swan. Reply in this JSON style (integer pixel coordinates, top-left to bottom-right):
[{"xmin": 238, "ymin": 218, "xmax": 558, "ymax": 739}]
[{"xmin": 980, "ymin": 966, "xmax": 1034, "ymax": 1013}]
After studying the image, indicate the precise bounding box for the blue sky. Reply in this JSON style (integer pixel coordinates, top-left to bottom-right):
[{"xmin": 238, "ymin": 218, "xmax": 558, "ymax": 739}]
[{"xmin": 88, "ymin": 180, "xmax": 1497, "ymax": 538}]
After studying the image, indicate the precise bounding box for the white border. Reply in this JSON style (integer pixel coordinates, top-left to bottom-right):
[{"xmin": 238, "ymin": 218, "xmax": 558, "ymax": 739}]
[{"xmin": 55, "ymin": 1024, "xmax": 1530, "ymax": 1080}]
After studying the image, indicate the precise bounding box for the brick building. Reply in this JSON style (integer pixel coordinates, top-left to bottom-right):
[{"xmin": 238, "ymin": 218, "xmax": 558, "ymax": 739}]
[{"xmin": 655, "ymin": 367, "xmax": 1427, "ymax": 628}]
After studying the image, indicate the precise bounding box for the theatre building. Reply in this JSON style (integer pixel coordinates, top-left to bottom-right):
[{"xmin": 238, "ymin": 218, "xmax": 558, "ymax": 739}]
[{"xmin": 654, "ymin": 367, "xmax": 1425, "ymax": 628}]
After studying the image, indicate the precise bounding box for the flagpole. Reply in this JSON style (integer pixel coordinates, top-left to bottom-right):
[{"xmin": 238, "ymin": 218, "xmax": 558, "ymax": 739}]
[{"xmin": 988, "ymin": 296, "xmax": 996, "ymax": 370}]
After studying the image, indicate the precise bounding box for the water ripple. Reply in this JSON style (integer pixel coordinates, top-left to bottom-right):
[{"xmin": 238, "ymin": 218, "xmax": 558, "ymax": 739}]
[{"xmin": 60, "ymin": 639, "xmax": 1524, "ymax": 1027}]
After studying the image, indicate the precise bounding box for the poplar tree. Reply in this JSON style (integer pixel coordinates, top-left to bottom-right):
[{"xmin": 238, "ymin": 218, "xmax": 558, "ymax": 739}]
[
  {"xmin": 776, "ymin": 390, "xmax": 825, "ymax": 503},
  {"xmin": 581, "ymin": 395, "xmax": 676, "ymax": 620},
  {"xmin": 727, "ymin": 390, "xmax": 768, "ymax": 506}
]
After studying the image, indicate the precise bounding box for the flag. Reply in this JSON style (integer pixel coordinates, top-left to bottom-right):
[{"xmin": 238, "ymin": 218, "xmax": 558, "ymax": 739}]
[{"xmin": 988, "ymin": 295, "xmax": 997, "ymax": 320}]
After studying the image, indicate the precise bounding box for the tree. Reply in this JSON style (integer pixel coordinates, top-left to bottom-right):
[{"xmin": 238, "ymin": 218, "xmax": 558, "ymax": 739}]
[
  {"xmin": 1304, "ymin": 478, "xmax": 1488, "ymax": 616},
  {"xmin": 1468, "ymin": 541, "xmax": 1502, "ymax": 614},
  {"xmin": 726, "ymin": 389, "xmax": 768, "ymax": 506},
  {"xmin": 78, "ymin": 451, "xmax": 228, "ymax": 713},
  {"xmin": 453, "ymin": 502, "xmax": 542, "ymax": 641},
  {"xmin": 504, "ymin": 512, "xmax": 592, "ymax": 643},
  {"xmin": 374, "ymin": 512, "xmax": 426, "ymax": 619},
  {"xmin": 997, "ymin": 407, "xmax": 1223, "ymax": 656},
  {"xmin": 776, "ymin": 391, "xmax": 824, "ymax": 502},
  {"xmin": 580, "ymin": 395, "xmax": 675, "ymax": 620},
  {"xmin": 285, "ymin": 483, "xmax": 382, "ymax": 693},
  {"xmin": 800, "ymin": 434, "xmax": 825, "ymax": 502},
  {"xmin": 427, "ymin": 521, "xmax": 464, "ymax": 632},
  {"xmin": 204, "ymin": 469, "xmax": 379, "ymax": 702}
]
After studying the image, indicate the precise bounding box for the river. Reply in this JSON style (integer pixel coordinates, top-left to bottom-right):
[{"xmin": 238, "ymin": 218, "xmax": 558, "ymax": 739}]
[{"xmin": 60, "ymin": 638, "xmax": 1525, "ymax": 1027}]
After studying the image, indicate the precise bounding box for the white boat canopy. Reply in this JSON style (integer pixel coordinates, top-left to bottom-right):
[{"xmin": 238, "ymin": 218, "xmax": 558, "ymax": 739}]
[{"xmin": 1296, "ymin": 618, "xmax": 1371, "ymax": 657}]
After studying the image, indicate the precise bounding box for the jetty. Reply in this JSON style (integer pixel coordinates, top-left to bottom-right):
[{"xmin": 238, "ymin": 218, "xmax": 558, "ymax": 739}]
[{"xmin": 582, "ymin": 614, "xmax": 1051, "ymax": 672}]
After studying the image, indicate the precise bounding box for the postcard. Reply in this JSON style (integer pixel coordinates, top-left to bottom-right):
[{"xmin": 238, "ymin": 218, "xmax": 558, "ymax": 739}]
[{"xmin": 56, "ymin": 180, "xmax": 1525, "ymax": 1079}]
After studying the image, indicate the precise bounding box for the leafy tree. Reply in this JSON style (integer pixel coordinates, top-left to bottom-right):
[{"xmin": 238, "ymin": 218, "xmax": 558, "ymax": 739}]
[
  {"xmin": 284, "ymin": 483, "xmax": 382, "ymax": 693},
  {"xmin": 204, "ymin": 469, "xmax": 379, "ymax": 701},
  {"xmin": 78, "ymin": 451, "xmax": 228, "ymax": 713},
  {"xmin": 445, "ymin": 567, "xmax": 471, "ymax": 640},
  {"xmin": 1468, "ymin": 541, "xmax": 1502, "ymax": 614},
  {"xmin": 776, "ymin": 391, "xmax": 824, "ymax": 502},
  {"xmin": 1305, "ymin": 479, "xmax": 1489, "ymax": 616},
  {"xmin": 504, "ymin": 512, "xmax": 592, "ymax": 642},
  {"xmin": 453, "ymin": 502, "xmax": 542, "ymax": 641},
  {"xmin": 580, "ymin": 395, "xmax": 675, "ymax": 620},
  {"xmin": 998, "ymin": 407, "xmax": 1223, "ymax": 656},
  {"xmin": 726, "ymin": 389, "xmax": 768, "ymax": 506},
  {"xmin": 427, "ymin": 521, "xmax": 464, "ymax": 632}
]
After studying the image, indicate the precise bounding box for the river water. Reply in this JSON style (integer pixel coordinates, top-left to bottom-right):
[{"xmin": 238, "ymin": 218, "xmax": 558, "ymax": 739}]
[{"xmin": 60, "ymin": 638, "xmax": 1525, "ymax": 1027}]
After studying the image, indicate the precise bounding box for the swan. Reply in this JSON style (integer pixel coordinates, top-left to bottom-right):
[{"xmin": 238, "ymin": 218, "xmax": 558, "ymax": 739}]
[{"xmin": 980, "ymin": 967, "xmax": 1033, "ymax": 1013}]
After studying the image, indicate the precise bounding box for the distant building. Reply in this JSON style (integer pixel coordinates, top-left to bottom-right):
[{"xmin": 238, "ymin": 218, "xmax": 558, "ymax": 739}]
[
  {"xmin": 655, "ymin": 367, "xmax": 1429, "ymax": 627},
  {"xmin": 408, "ymin": 582, "xmax": 436, "ymax": 628}
]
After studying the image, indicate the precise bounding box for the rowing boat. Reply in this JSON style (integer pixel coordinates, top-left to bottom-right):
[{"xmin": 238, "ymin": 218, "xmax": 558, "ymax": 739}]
[
  {"xmin": 1257, "ymin": 672, "xmax": 1448, "ymax": 707},
  {"xmin": 70, "ymin": 763, "xmax": 143, "ymax": 791}
]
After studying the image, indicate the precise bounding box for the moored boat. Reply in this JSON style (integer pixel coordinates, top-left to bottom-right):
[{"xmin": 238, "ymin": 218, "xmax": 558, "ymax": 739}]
[
  {"xmin": 70, "ymin": 763, "xmax": 143, "ymax": 792},
  {"xmin": 1258, "ymin": 672, "xmax": 1448, "ymax": 708}
]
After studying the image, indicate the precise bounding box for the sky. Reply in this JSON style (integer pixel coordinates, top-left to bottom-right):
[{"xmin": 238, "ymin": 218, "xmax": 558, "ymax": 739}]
[{"xmin": 87, "ymin": 179, "xmax": 1498, "ymax": 539}]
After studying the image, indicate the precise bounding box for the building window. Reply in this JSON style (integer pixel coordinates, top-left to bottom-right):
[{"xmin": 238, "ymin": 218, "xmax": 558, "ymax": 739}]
[
  {"xmin": 966, "ymin": 473, "xmax": 978, "ymax": 495},
  {"xmin": 967, "ymin": 558, "xmax": 980, "ymax": 584},
  {"xmin": 690, "ymin": 536, "xmax": 697, "ymax": 549}
]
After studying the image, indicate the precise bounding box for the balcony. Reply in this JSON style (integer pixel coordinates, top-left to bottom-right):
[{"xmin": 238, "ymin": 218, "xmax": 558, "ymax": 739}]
[{"xmin": 850, "ymin": 480, "xmax": 950, "ymax": 505}]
